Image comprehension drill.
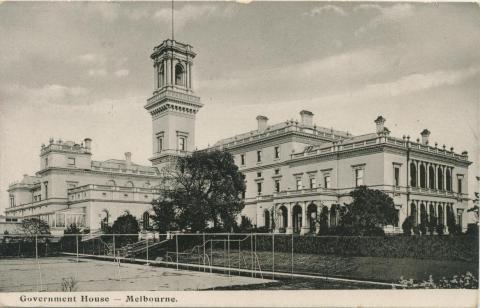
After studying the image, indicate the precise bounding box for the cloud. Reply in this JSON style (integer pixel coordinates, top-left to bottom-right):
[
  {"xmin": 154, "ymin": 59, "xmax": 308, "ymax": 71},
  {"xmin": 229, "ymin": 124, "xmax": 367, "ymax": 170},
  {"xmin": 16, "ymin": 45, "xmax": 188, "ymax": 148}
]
[
  {"xmin": 153, "ymin": 4, "xmax": 235, "ymax": 29},
  {"xmin": 355, "ymin": 4, "xmax": 414, "ymax": 37},
  {"xmin": 305, "ymin": 5, "xmax": 347, "ymax": 17},
  {"xmin": 1, "ymin": 84, "xmax": 89, "ymax": 106},
  {"xmin": 77, "ymin": 53, "xmax": 106, "ymax": 66},
  {"xmin": 87, "ymin": 68, "xmax": 107, "ymax": 77},
  {"xmin": 114, "ymin": 69, "xmax": 130, "ymax": 77}
]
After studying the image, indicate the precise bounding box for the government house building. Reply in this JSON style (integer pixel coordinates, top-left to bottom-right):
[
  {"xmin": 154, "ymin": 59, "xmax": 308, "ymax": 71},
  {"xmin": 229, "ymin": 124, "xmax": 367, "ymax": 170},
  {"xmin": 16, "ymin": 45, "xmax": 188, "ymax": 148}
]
[{"xmin": 5, "ymin": 38, "xmax": 472, "ymax": 235}]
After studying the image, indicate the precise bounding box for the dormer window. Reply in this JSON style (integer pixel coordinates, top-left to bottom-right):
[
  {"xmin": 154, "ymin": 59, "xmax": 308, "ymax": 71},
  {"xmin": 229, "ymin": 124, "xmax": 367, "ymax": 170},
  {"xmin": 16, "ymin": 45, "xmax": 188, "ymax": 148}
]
[{"xmin": 175, "ymin": 64, "xmax": 185, "ymax": 86}]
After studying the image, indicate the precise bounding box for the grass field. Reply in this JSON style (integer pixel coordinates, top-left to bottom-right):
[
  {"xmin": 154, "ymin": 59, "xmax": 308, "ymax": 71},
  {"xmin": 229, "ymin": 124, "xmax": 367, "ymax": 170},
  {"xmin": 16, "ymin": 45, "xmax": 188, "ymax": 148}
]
[{"xmin": 177, "ymin": 249, "xmax": 478, "ymax": 283}]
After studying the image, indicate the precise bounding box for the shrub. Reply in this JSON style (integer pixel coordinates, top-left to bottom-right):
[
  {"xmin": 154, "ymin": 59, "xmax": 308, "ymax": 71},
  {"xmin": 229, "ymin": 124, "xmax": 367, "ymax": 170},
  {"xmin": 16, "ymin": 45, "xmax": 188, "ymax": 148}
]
[
  {"xmin": 402, "ymin": 216, "xmax": 413, "ymax": 236},
  {"xmin": 465, "ymin": 224, "xmax": 478, "ymax": 237},
  {"xmin": 436, "ymin": 224, "xmax": 445, "ymax": 235},
  {"xmin": 398, "ymin": 272, "xmax": 478, "ymax": 289}
]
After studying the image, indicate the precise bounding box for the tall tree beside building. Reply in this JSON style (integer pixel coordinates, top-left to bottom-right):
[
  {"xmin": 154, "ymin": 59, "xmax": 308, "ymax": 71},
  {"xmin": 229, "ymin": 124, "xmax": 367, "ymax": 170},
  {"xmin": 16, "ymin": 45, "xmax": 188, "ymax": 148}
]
[{"xmin": 152, "ymin": 150, "xmax": 246, "ymax": 233}]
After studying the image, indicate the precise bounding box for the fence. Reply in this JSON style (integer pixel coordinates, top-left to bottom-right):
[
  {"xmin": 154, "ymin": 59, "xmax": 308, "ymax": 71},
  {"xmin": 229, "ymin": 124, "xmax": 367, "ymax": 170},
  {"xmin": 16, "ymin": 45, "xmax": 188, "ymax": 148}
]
[{"xmin": 0, "ymin": 232, "xmax": 476, "ymax": 291}]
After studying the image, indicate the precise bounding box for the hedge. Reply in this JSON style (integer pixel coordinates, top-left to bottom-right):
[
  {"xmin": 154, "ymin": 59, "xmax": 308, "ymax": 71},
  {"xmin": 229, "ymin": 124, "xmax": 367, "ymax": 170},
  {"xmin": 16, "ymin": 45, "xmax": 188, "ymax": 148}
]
[{"xmin": 254, "ymin": 235, "xmax": 478, "ymax": 262}]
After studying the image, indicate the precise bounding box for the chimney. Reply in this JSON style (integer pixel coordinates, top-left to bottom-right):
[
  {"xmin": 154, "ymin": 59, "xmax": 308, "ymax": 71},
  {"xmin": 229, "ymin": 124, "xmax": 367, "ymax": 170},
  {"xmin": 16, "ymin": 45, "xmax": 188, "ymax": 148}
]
[
  {"xmin": 374, "ymin": 116, "xmax": 386, "ymax": 134},
  {"xmin": 125, "ymin": 152, "xmax": 132, "ymax": 167},
  {"xmin": 256, "ymin": 115, "xmax": 268, "ymax": 133},
  {"xmin": 300, "ymin": 110, "xmax": 314, "ymax": 126},
  {"xmin": 84, "ymin": 138, "xmax": 92, "ymax": 152},
  {"xmin": 420, "ymin": 129, "xmax": 431, "ymax": 145}
]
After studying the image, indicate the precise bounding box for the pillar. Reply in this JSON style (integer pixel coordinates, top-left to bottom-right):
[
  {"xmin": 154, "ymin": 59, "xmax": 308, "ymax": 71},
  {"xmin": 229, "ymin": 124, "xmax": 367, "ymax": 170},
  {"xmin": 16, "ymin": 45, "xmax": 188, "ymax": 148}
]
[
  {"xmin": 154, "ymin": 63, "xmax": 159, "ymax": 89},
  {"xmin": 442, "ymin": 166, "xmax": 447, "ymax": 191},
  {"xmin": 166, "ymin": 58, "xmax": 172, "ymax": 85},
  {"xmin": 286, "ymin": 203, "xmax": 293, "ymax": 234},
  {"xmin": 185, "ymin": 60, "xmax": 190, "ymax": 89},
  {"xmin": 189, "ymin": 62, "xmax": 193, "ymax": 89},
  {"xmin": 300, "ymin": 202, "xmax": 309, "ymax": 235}
]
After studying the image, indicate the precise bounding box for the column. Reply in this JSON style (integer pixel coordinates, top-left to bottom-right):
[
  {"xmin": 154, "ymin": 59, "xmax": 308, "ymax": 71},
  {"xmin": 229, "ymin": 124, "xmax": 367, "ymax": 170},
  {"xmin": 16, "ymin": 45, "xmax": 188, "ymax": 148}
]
[
  {"xmin": 316, "ymin": 203, "xmax": 322, "ymax": 233},
  {"xmin": 416, "ymin": 161, "xmax": 420, "ymax": 188},
  {"xmin": 425, "ymin": 163, "xmax": 430, "ymax": 189},
  {"xmin": 442, "ymin": 166, "xmax": 447, "ymax": 191},
  {"xmin": 154, "ymin": 63, "xmax": 159, "ymax": 89},
  {"xmin": 300, "ymin": 202, "xmax": 309, "ymax": 235},
  {"xmin": 166, "ymin": 58, "xmax": 172, "ymax": 85},
  {"xmin": 189, "ymin": 62, "xmax": 193, "ymax": 89},
  {"xmin": 286, "ymin": 203, "xmax": 293, "ymax": 234},
  {"xmin": 185, "ymin": 60, "xmax": 190, "ymax": 89}
]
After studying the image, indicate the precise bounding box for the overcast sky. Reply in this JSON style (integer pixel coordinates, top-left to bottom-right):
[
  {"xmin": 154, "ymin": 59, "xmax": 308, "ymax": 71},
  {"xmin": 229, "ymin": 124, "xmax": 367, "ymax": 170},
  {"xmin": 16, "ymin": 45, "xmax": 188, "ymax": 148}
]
[{"xmin": 0, "ymin": 2, "xmax": 479, "ymax": 214}]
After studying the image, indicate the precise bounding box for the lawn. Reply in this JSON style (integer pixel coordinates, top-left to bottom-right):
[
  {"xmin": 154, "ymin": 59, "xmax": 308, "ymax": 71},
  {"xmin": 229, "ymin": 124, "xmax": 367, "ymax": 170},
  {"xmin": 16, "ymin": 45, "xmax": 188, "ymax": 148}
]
[{"xmin": 176, "ymin": 249, "xmax": 478, "ymax": 284}]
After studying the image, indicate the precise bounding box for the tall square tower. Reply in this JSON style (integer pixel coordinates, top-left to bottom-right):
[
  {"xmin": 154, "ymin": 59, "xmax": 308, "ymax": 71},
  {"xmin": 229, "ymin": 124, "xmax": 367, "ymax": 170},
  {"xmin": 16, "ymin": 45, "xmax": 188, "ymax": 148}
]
[{"xmin": 145, "ymin": 39, "xmax": 203, "ymax": 169}]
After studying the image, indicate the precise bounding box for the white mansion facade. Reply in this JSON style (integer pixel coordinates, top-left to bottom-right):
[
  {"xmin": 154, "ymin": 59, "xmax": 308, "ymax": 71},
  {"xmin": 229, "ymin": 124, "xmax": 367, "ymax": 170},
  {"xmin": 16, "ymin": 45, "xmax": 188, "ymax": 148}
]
[{"xmin": 5, "ymin": 39, "xmax": 472, "ymax": 235}]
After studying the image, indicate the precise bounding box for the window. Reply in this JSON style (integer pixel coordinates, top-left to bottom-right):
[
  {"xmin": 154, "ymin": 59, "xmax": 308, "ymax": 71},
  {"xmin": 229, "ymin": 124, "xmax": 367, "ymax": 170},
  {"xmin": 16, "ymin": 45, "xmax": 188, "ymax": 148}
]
[
  {"xmin": 257, "ymin": 150, "xmax": 262, "ymax": 162},
  {"xmin": 437, "ymin": 168, "xmax": 443, "ymax": 190},
  {"xmin": 45, "ymin": 157, "xmax": 48, "ymax": 167},
  {"xmin": 157, "ymin": 136, "xmax": 163, "ymax": 152},
  {"xmin": 175, "ymin": 64, "xmax": 184, "ymax": 86},
  {"xmin": 55, "ymin": 212, "xmax": 65, "ymax": 228},
  {"xmin": 9, "ymin": 196, "xmax": 15, "ymax": 207},
  {"xmin": 457, "ymin": 178, "xmax": 463, "ymax": 194},
  {"xmin": 355, "ymin": 169, "xmax": 364, "ymax": 187},
  {"xmin": 456, "ymin": 209, "xmax": 463, "ymax": 227},
  {"xmin": 394, "ymin": 166, "xmax": 400, "ymax": 186},
  {"xmin": 142, "ymin": 212, "xmax": 150, "ymax": 230},
  {"xmin": 68, "ymin": 157, "xmax": 75, "ymax": 166},
  {"xmin": 275, "ymin": 180, "xmax": 280, "ymax": 193},
  {"xmin": 274, "ymin": 146, "xmax": 280, "ymax": 159},
  {"xmin": 158, "ymin": 64, "xmax": 164, "ymax": 87},
  {"xmin": 274, "ymin": 169, "xmax": 280, "ymax": 175},
  {"xmin": 178, "ymin": 137, "xmax": 186, "ymax": 151},
  {"xmin": 324, "ymin": 175, "xmax": 331, "ymax": 188},
  {"xmin": 257, "ymin": 172, "xmax": 262, "ymax": 178},
  {"xmin": 309, "ymin": 177, "xmax": 316, "ymax": 189},
  {"xmin": 446, "ymin": 169, "xmax": 452, "ymax": 191},
  {"xmin": 420, "ymin": 164, "xmax": 426, "ymax": 188},
  {"xmin": 257, "ymin": 182, "xmax": 262, "ymax": 195},
  {"xmin": 240, "ymin": 154, "xmax": 245, "ymax": 165},
  {"xmin": 410, "ymin": 163, "xmax": 417, "ymax": 187},
  {"xmin": 394, "ymin": 209, "xmax": 400, "ymax": 227},
  {"xmin": 44, "ymin": 182, "xmax": 48, "ymax": 199},
  {"xmin": 429, "ymin": 166, "xmax": 435, "ymax": 189},
  {"xmin": 296, "ymin": 178, "xmax": 302, "ymax": 190}
]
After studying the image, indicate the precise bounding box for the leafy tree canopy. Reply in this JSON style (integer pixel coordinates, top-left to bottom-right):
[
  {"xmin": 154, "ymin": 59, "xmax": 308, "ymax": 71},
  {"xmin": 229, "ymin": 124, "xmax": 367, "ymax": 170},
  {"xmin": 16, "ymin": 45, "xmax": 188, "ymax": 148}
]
[
  {"xmin": 152, "ymin": 150, "xmax": 246, "ymax": 233},
  {"xmin": 112, "ymin": 213, "xmax": 140, "ymax": 235},
  {"xmin": 340, "ymin": 186, "xmax": 397, "ymax": 235},
  {"xmin": 20, "ymin": 218, "xmax": 50, "ymax": 237}
]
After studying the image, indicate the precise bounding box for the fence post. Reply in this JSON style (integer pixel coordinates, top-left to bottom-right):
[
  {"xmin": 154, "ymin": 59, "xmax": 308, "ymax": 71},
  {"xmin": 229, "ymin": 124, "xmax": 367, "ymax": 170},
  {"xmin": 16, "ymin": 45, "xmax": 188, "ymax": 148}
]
[
  {"xmin": 250, "ymin": 233, "xmax": 254, "ymax": 278},
  {"xmin": 291, "ymin": 233, "xmax": 294, "ymax": 279},
  {"xmin": 272, "ymin": 233, "xmax": 275, "ymax": 280},
  {"xmin": 113, "ymin": 234, "xmax": 115, "ymax": 260},
  {"xmin": 227, "ymin": 233, "xmax": 230, "ymax": 277},
  {"xmin": 202, "ymin": 233, "xmax": 206, "ymax": 272},
  {"xmin": 35, "ymin": 234, "xmax": 38, "ymax": 261},
  {"xmin": 146, "ymin": 237, "xmax": 149, "ymax": 264},
  {"xmin": 76, "ymin": 234, "xmax": 79, "ymax": 263},
  {"xmin": 175, "ymin": 234, "xmax": 179, "ymax": 270}
]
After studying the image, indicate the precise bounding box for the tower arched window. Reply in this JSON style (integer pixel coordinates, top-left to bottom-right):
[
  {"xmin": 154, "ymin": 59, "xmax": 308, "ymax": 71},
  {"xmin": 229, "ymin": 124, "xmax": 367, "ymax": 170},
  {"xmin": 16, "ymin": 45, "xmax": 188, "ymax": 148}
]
[
  {"xmin": 419, "ymin": 164, "xmax": 426, "ymax": 188},
  {"xmin": 446, "ymin": 169, "xmax": 452, "ymax": 191},
  {"xmin": 410, "ymin": 163, "xmax": 417, "ymax": 187},
  {"xmin": 429, "ymin": 166, "xmax": 435, "ymax": 189},
  {"xmin": 175, "ymin": 63, "xmax": 185, "ymax": 86},
  {"xmin": 158, "ymin": 64, "xmax": 164, "ymax": 88},
  {"xmin": 437, "ymin": 168, "xmax": 443, "ymax": 190}
]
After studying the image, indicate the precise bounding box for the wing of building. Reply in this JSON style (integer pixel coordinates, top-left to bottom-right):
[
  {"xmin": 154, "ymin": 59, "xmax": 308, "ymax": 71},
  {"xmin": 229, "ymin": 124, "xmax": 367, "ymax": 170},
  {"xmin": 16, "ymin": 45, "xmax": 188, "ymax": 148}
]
[{"xmin": 4, "ymin": 38, "xmax": 472, "ymax": 235}]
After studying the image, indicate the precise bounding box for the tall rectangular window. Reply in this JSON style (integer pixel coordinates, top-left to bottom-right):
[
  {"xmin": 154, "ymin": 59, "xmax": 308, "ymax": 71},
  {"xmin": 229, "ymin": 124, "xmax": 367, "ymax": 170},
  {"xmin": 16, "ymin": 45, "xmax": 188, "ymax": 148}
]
[
  {"xmin": 45, "ymin": 157, "xmax": 48, "ymax": 167},
  {"xmin": 178, "ymin": 137, "xmax": 186, "ymax": 151},
  {"xmin": 257, "ymin": 182, "xmax": 262, "ymax": 195},
  {"xmin": 309, "ymin": 177, "xmax": 316, "ymax": 189},
  {"xmin": 10, "ymin": 196, "xmax": 14, "ymax": 207},
  {"xmin": 394, "ymin": 209, "xmax": 400, "ymax": 227},
  {"xmin": 157, "ymin": 136, "xmax": 163, "ymax": 152},
  {"xmin": 240, "ymin": 154, "xmax": 245, "ymax": 166},
  {"xmin": 257, "ymin": 150, "xmax": 262, "ymax": 162},
  {"xmin": 394, "ymin": 167, "xmax": 400, "ymax": 186},
  {"xmin": 275, "ymin": 180, "xmax": 280, "ymax": 193},
  {"xmin": 296, "ymin": 178, "xmax": 302, "ymax": 190},
  {"xmin": 324, "ymin": 175, "xmax": 331, "ymax": 188},
  {"xmin": 457, "ymin": 178, "xmax": 462, "ymax": 194},
  {"xmin": 44, "ymin": 182, "xmax": 48, "ymax": 199},
  {"xmin": 274, "ymin": 146, "xmax": 280, "ymax": 159},
  {"xmin": 355, "ymin": 169, "xmax": 364, "ymax": 187}
]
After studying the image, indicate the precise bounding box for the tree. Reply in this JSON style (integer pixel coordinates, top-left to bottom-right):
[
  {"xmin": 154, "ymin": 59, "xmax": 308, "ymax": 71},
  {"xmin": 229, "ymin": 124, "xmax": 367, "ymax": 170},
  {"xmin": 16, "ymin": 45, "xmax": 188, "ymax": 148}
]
[
  {"xmin": 20, "ymin": 218, "xmax": 50, "ymax": 238},
  {"xmin": 402, "ymin": 216, "xmax": 414, "ymax": 236},
  {"xmin": 153, "ymin": 150, "xmax": 246, "ymax": 233},
  {"xmin": 151, "ymin": 198, "xmax": 177, "ymax": 233},
  {"xmin": 60, "ymin": 224, "xmax": 82, "ymax": 252},
  {"xmin": 111, "ymin": 213, "xmax": 140, "ymax": 246},
  {"xmin": 340, "ymin": 186, "xmax": 397, "ymax": 236},
  {"xmin": 238, "ymin": 215, "xmax": 253, "ymax": 233}
]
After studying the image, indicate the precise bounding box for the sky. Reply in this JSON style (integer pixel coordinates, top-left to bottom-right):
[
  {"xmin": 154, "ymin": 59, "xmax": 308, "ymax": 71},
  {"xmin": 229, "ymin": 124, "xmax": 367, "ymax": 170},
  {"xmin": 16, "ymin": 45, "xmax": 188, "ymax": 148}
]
[{"xmin": 0, "ymin": 1, "xmax": 479, "ymax": 214}]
